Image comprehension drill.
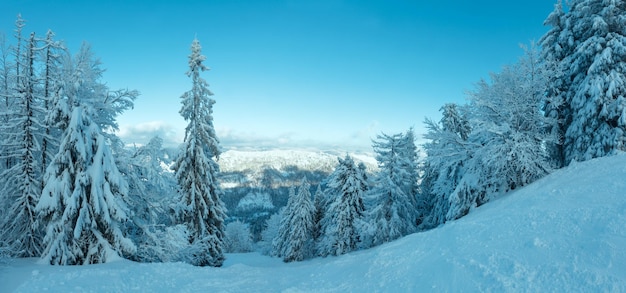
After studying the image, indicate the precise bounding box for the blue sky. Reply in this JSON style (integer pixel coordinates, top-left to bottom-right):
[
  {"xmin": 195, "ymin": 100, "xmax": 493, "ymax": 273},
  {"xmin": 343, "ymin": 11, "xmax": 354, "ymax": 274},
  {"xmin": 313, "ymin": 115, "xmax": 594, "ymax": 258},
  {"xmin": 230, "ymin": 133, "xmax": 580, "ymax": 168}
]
[{"xmin": 1, "ymin": 0, "xmax": 556, "ymax": 151}]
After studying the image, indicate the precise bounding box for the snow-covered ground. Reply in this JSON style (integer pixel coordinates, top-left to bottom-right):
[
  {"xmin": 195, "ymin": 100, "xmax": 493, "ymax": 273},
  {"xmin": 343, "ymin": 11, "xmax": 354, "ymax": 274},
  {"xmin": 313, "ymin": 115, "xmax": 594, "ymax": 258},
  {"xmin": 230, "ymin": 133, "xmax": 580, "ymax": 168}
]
[{"xmin": 2, "ymin": 154, "xmax": 626, "ymax": 292}]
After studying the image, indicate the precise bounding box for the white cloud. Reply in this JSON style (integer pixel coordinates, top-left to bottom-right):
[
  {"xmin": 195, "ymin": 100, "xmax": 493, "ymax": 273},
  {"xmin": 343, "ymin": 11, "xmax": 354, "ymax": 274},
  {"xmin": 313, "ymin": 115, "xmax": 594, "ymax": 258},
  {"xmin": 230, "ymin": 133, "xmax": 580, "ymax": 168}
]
[{"xmin": 117, "ymin": 121, "xmax": 184, "ymax": 147}]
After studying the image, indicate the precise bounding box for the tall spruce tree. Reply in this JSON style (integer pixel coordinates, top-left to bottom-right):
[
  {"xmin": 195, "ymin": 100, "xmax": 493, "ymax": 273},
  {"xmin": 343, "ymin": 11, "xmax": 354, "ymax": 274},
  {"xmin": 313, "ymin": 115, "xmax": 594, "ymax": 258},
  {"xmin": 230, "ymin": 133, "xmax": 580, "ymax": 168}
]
[
  {"xmin": 1, "ymin": 15, "xmax": 25, "ymax": 174},
  {"xmin": 0, "ymin": 32, "xmax": 13, "ymax": 176},
  {"xmin": 540, "ymin": 0, "xmax": 572, "ymax": 168},
  {"xmin": 0, "ymin": 32, "xmax": 10, "ymax": 108},
  {"xmin": 367, "ymin": 132, "xmax": 417, "ymax": 246},
  {"xmin": 0, "ymin": 34, "xmax": 8, "ymax": 220},
  {"xmin": 317, "ymin": 155, "xmax": 366, "ymax": 256},
  {"xmin": 312, "ymin": 184, "xmax": 325, "ymax": 242},
  {"xmin": 0, "ymin": 32, "xmax": 45, "ymax": 257},
  {"xmin": 440, "ymin": 103, "xmax": 471, "ymax": 140},
  {"xmin": 420, "ymin": 103, "xmax": 471, "ymax": 229},
  {"xmin": 547, "ymin": 0, "xmax": 626, "ymax": 163},
  {"xmin": 173, "ymin": 38, "xmax": 226, "ymax": 267},
  {"xmin": 272, "ymin": 180, "xmax": 315, "ymax": 262},
  {"xmin": 40, "ymin": 29, "xmax": 64, "ymax": 182},
  {"xmin": 399, "ymin": 128, "xmax": 420, "ymax": 226}
]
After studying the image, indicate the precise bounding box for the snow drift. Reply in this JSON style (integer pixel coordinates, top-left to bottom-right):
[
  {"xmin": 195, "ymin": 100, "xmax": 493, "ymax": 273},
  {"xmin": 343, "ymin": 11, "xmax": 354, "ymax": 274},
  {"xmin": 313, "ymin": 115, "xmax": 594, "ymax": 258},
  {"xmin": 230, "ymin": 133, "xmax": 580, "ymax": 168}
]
[{"xmin": 2, "ymin": 154, "xmax": 626, "ymax": 292}]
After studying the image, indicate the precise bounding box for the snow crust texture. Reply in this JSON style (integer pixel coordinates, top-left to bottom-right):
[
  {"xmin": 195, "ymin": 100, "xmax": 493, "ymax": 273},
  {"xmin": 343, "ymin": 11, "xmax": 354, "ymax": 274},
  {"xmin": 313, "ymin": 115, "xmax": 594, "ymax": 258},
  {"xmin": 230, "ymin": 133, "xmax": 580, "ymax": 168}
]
[{"xmin": 2, "ymin": 154, "xmax": 626, "ymax": 292}]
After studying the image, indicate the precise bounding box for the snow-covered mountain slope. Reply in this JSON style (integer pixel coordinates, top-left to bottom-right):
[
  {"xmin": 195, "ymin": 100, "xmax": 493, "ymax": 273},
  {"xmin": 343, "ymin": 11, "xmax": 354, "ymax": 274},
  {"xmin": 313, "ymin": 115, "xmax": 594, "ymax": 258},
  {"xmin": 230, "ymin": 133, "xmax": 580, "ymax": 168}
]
[
  {"xmin": 219, "ymin": 149, "xmax": 378, "ymax": 189},
  {"xmin": 220, "ymin": 149, "xmax": 377, "ymax": 174},
  {"xmin": 2, "ymin": 154, "xmax": 626, "ymax": 292}
]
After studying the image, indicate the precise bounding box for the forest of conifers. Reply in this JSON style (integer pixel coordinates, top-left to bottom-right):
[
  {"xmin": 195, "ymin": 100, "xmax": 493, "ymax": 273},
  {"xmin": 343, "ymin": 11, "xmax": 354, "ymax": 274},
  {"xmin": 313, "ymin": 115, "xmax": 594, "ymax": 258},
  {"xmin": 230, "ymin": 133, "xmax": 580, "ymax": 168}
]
[{"xmin": 2, "ymin": 1, "xmax": 626, "ymax": 266}]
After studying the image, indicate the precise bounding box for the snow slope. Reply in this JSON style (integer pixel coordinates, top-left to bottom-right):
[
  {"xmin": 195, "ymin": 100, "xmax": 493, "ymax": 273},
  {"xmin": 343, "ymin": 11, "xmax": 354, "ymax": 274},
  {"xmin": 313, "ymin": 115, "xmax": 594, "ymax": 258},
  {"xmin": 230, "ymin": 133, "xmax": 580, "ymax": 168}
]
[{"xmin": 2, "ymin": 154, "xmax": 626, "ymax": 292}]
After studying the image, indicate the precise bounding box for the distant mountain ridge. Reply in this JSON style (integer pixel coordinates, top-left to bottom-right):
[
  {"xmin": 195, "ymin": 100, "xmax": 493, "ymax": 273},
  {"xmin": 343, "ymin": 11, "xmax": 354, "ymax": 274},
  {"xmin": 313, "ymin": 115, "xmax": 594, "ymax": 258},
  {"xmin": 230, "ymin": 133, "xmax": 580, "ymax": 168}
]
[{"xmin": 219, "ymin": 149, "xmax": 378, "ymax": 175}]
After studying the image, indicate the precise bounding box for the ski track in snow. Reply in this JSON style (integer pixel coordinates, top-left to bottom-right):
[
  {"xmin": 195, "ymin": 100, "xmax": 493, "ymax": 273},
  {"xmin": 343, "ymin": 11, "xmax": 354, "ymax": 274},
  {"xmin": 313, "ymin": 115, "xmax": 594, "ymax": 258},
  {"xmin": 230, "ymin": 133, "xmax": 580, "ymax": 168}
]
[{"xmin": 2, "ymin": 154, "xmax": 626, "ymax": 292}]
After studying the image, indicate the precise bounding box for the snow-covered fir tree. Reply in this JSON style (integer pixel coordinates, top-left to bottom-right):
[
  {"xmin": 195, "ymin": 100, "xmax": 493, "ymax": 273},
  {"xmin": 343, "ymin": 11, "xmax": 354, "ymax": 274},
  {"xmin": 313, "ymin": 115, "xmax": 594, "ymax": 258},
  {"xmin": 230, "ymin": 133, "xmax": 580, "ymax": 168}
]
[
  {"xmin": 271, "ymin": 186, "xmax": 293, "ymax": 258},
  {"xmin": 312, "ymin": 184, "xmax": 325, "ymax": 242},
  {"xmin": 0, "ymin": 31, "xmax": 45, "ymax": 257},
  {"xmin": 317, "ymin": 155, "xmax": 366, "ymax": 256},
  {"xmin": 472, "ymin": 46, "xmax": 553, "ymax": 187},
  {"xmin": 0, "ymin": 38, "xmax": 9, "ymax": 213},
  {"xmin": 420, "ymin": 103, "xmax": 471, "ymax": 229},
  {"xmin": 40, "ymin": 29, "xmax": 64, "ymax": 181},
  {"xmin": 115, "ymin": 136, "xmax": 177, "ymax": 262},
  {"xmin": 445, "ymin": 45, "xmax": 555, "ymax": 221},
  {"xmin": 547, "ymin": 0, "xmax": 626, "ymax": 163},
  {"xmin": 366, "ymin": 132, "xmax": 417, "ymax": 247},
  {"xmin": 0, "ymin": 15, "xmax": 25, "ymax": 182},
  {"xmin": 0, "ymin": 33, "xmax": 11, "ymax": 137},
  {"xmin": 440, "ymin": 103, "xmax": 471, "ymax": 140},
  {"xmin": 120, "ymin": 136, "xmax": 171, "ymax": 224},
  {"xmin": 398, "ymin": 128, "xmax": 420, "ymax": 226},
  {"xmin": 259, "ymin": 209, "xmax": 283, "ymax": 256},
  {"xmin": 224, "ymin": 221, "xmax": 254, "ymax": 253},
  {"xmin": 272, "ymin": 180, "xmax": 315, "ymax": 262},
  {"xmin": 540, "ymin": 0, "xmax": 571, "ymax": 168},
  {"xmin": 128, "ymin": 136, "xmax": 175, "ymax": 223},
  {"xmin": 13, "ymin": 14, "xmax": 24, "ymax": 89},
  {"xmin": 0, "ymin": 29, "xmax": 16, "ymax": 173},
  {"xmin": 173, "ymin": 38, "xmax": 226, "ymax": 267},
  {"xmin": 36, "ymin": 105, "xmax": 136, "ymax": 265}
]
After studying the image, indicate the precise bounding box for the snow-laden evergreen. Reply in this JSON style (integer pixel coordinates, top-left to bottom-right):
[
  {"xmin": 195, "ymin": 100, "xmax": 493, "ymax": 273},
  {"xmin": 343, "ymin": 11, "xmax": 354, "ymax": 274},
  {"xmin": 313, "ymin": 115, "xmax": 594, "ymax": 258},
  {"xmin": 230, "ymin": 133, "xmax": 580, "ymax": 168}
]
[
  {"xmin": 0, "ymin": 32, "xmax": 45, "ymax": 257},
  {"xmin": 224, "ymin": 221, "xmax": 254, "ymax": 253},
  {"xmin": 0, "ymin": 35, "xmax": 11, "ymax": 163},
  {"xmin": 36, "ymin": 106, "xmax": 136, "ymax": 265},
  {"xmin": 40, "ymin": 29, "xmax": 64, "ymax": 181},
  {"xmin": 312, "ymin": 184, "xmax": 325, "ymax": 242},
  {"xmin": 258, "ymin": 209, "xmax": 282, "ymax": 256},
  {"xmin": 440, "ymin": 103, "xmax": 471, "ymax": 141},
  {"xmin": 365, "ymin": 132, "xmax": 417, "ymax": 247},
  {"xmin": 466, "ymin": 46, "xmax": 554, "ymax": 190},
  {"xmin": 121, "ymin": 136, "xmax": 175, "ymax": 225},
  {"xmin": 398, "ymin": 128, "xmax": 420, "ymax": 226},
  {"xmin": 420, "ymin": 103, "xmax": 471, "ymax": 228},
  {"xmin": 540, "ymin": 0, "xmax": 571, "ymax": 168},
  {"xmin": 545, "ymin": 0, "xmax": 626, "ymax": 163},
  {"xmin": 420, "ymin": 46, "xmax": 556, "ymax": 224},
  {"xmin": 272, "ymin": 180, "xmax": 315, "ymax": 262},
  {"xmin": 317, "ymin": 155, "xmax": 366, "ymax": 256},
  {"xmin": 0, "ymin": 17, "xmax": 21, "ymax": 199},
  {"xmin": 173, "ymin": 38, "xmax": 226, "ymax": 267},
  {"xmin": 114, "ymin": 136, "xmax": 178, "ymax": 262},
  {"xmin": 0, "ymin": 27, "xmax": 14, "ymax": 175},
  {"xmin": 447, "ymin": 46, "xmax": 555, "ymax": 221}
]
